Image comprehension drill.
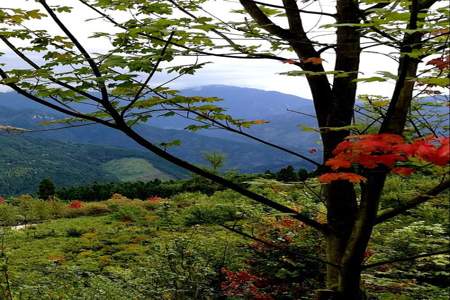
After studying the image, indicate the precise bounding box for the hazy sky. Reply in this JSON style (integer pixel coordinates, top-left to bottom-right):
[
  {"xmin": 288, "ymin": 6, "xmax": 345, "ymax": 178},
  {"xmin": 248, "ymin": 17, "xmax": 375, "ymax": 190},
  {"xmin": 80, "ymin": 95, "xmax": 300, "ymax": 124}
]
[{"xmin": 0, "ymin": 0, "xmax": 398, "ymax": 98}]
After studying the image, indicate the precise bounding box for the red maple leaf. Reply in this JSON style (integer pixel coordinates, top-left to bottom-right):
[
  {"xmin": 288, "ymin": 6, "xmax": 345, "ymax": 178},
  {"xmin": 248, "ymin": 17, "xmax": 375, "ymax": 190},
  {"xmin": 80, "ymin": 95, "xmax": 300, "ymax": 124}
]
[
  {"xmin": 325, "ymin": 157, "xmax": 352, "ymax": 170},
  {"xmin": 392, "ymin": 167, "xmax": 415, "ymax": 176},
  {"xmin": 323, "ymin": 134, "xmax": 448, "ymax": 184},
  {"xmin": 319, "ymin": 172, "xmax": 367, "ymax": 184},
  {"xmin": 434, "ymin": 141, "xmax": 450, "ymax": 166},
  {"xmin": 426, "ymin": 56, "xmax": 450, "ymax": 70},
  {"xmin": 303, "ymin": 57, "xmax": 324, "ymax": 64}
]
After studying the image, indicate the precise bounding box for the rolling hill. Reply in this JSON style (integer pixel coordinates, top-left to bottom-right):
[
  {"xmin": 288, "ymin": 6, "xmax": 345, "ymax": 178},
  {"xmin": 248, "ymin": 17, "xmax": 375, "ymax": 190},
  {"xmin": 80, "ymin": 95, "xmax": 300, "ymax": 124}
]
[{"xmin": 0, "ymin": 134, "xmax": 185, "ymax": 195}]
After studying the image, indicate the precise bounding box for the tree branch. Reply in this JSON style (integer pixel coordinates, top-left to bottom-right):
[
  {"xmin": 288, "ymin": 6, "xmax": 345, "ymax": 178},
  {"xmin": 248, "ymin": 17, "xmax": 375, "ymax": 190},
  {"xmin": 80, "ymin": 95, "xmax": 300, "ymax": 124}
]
[
  {"xmin": 375, "ymin": 179, "xmax": 450, "ymax": 224},
  {"xmin": 0, "ymin": 35, "xmax": 103, "ymax": 105},
  {"xmin": 282, "ymin": 0, "xmax": 304, "ymax": 36},
  {"xmin": 77, "ymin": 0, "xmax": 297, "ymax": 63},
  {"xmin": 121, "ymin": 31, "xmax": 175, "ymax": 117},
  {"xmin": 132, "ymin": 87, "xmax": 321, "ymax": 167},
  {"xmin": 0, "ymin": 69, "xmax": 115, "ymax": 128},
  {"xmin": 38, "ymin": 0, "xmax": 109, "ymax": 103},
  {"xmin": 379, "ymin": 0, "xmax": 423, "ymax": 134},
  {"xmin": 362, "ymin": 249, "xmax": 450, "ymax": 270},
  {"xmin": 219, "ymin": 224, "xmax": 339, "ymax": 268},
  {"xmin": 115, "ymin": 122, "xmax": 329, "ymax": 234},
  {"xmin": 252, "ymin": 1, "xmax": 336, "ymax": 18},
  {"xmin": 419, "ymin": 0, "xmax": 440, "ymax": 9},
  {"xmin": 239, "ymin": 0, "xmax": 293, "ymax": 40},
  {"xmin": 362, "ymin": 1, "xmax": 399, "ymax": 15},
  {"xmin": 176, "ymin": 107, "xmax": 322, "ymax": 167}
]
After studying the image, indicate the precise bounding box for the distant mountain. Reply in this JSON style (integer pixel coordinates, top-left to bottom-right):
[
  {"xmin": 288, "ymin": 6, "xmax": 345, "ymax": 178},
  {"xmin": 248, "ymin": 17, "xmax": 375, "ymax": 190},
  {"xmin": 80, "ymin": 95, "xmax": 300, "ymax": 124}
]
[
  {"xmin": 0, "ymin": 85, "xmax": 321, "ymax": 150},
  {"xmin": 0, "ymin": 104, "xmax": 314, "ymax": 168},
  {"xmin": 0, "ymin": 85, "xmax": 315, "ymax": 119},
  {"xmin": 0, "ymin": 86, "xmax": 322, "ymax": 194},
  {"xmin": 150, "ymin": 85, "xmax": 320, "ymax": 150}
]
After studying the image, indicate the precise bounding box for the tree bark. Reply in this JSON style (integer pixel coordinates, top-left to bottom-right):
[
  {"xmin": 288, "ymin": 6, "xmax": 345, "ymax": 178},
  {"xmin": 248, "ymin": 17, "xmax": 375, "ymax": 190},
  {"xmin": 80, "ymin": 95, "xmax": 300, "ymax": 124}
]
[
  {"xmin": 337, "ymin": 172, "xmax": 387, "ymax": 299},
  {"xmin": 320, "ymin": 0, "xmax": 361, "ymax": 293}
]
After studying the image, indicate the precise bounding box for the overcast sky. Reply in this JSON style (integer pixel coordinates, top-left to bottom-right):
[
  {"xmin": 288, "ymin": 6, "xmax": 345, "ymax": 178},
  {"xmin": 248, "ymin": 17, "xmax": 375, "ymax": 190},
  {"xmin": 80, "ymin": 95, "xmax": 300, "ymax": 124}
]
[{"xmin": 0, "ymin": 0, "xmax": 399, "ymax": 98}]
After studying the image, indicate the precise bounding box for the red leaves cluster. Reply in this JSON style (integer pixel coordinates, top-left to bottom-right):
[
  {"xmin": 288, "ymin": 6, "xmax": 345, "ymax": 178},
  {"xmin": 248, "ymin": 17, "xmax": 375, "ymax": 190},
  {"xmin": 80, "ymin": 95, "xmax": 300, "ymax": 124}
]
[
  {"xmin": 68, "ymin": 200, "xmax": 83, "ymax": 209},
  {"xmin": 279, "ymin": 217, "xmax": 296, "ymax": 228},
  {"xmin": 0, "ymin": 196, "xmax": 5, "ymax": 205},
  {"xmin": 147, "ymin": 196, "xmax": 162, "ymax": 204},
  {"xmin": 327, "ymin": 134, "xmax": 409, "ymax": 170},
  {"xmin": 303, "ymin": 57, "xmax": 324, "ymax": 64},
  {"xmin": 221, "ymin": 268, "xmax": 273, "ymax": 300},
  {"xmin": 282, "ymin": 57, "xmax": 324, "ymax": 65},
  {"xmin": 412, "ymin": 136, "xmax": 449, "ymax": 165},
  {"xmin": 426, "ymin": 56, "xmax": 450, "ymax": 70},
  {"xmin": 319, "ymin": 172, "xmax": 367, "ymax": 184},
  {"xmin": 391, "ymin": 167, "xmax": 415, "ymax": 176},
  {"xmin": 319, "ymin": 134, "xmax": 449, "ymax": 184}
]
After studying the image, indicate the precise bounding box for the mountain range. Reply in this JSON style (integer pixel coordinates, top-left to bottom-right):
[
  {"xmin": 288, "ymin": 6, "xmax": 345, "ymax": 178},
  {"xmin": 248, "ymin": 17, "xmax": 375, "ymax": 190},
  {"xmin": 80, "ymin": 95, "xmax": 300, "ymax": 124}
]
[{"xmin": 0, "ymin": 85, "xmax": 321, "ymax": 194}]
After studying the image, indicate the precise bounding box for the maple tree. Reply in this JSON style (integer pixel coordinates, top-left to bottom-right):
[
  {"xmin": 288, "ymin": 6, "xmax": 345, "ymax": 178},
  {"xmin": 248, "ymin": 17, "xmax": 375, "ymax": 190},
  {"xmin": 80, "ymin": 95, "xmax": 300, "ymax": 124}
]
[{"xmin": 0, "ymin": 0, "xmax": 449, "ymax": 299}]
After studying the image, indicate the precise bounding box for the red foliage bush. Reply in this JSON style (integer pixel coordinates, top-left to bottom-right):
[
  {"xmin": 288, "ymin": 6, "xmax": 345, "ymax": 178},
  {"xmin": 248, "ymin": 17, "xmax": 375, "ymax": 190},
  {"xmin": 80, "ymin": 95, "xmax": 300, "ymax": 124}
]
[
  {"xmin": 68, "ymin": 200, "xmax": 83, "ymax": 209},
  {"xmin": 221, "ymin": 268, "xmax": 273, "ymax": 300},
  {"xmin": 147, "ymin": 196, "xmax": 162, "ymax": 204}
]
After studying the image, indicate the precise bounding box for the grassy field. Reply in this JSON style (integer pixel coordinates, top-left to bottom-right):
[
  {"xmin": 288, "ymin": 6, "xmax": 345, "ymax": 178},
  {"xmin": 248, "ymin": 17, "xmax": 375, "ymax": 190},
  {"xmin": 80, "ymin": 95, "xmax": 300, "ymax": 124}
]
[
  {"xmin": 0, "ymin": 177, "xmax": 448, "ymax": 299},
  {"xmin": 102, "ymin": 158, "xmax": 173, "ymax": 182},
  {"xmin": 0, "ymin": 192, "xmax": 256, "ymax": 299}
]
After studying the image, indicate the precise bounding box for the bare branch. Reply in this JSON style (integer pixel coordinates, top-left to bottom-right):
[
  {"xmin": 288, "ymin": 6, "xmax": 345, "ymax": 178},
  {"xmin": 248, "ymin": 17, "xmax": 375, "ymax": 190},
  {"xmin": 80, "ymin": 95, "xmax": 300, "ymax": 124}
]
[
  {"xmin": 0, "ymin": 125, "xmax": 29, "ymax": 133},
  {"xmin": 282, "ymin": 0, "xmax": 305, "ymax": 36},
  {"xmin": 129, "ymin": 89, "xmax": 322, "ymax": 167},
  {"xmin": 380, "ymin": 0, "xmax": 424, "ymax": 134}
]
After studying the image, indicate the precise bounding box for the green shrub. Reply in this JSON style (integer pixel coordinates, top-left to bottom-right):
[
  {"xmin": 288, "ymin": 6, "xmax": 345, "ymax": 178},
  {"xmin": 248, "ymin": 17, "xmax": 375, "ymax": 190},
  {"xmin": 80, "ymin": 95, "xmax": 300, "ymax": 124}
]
[
  {"xmin": 27, "ymin": 200, "xmax": 53, "ymax": 221},
  {"xmin": 184, "ymin": 204, "xmax": 244, "ymax": 226},
  {"xmin": 0, "ymin": 205, "xmax": 21, "ymax": 226},
  {"xmin": 111, "ymin": 206, "xmax": 146, "ymax": 223},
  {"xmin": 85, "ymin": 203, "xmax": 111, "ymax": 216}
]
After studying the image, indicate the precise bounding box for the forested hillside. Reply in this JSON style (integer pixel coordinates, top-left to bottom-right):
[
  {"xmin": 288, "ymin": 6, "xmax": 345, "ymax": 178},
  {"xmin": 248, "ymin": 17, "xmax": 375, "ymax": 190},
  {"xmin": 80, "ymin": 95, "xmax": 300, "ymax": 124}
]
[{"xmin": 0, "ymin": 135, "xmax": 184, "ymax": 194}]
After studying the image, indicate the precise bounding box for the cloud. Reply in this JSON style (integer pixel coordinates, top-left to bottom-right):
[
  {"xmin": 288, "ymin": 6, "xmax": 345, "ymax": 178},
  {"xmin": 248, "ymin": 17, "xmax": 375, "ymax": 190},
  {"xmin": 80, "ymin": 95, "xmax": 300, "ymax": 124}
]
[{"xmin": 0, "ymin": 0, "xmax": 398, "ymax": 98}]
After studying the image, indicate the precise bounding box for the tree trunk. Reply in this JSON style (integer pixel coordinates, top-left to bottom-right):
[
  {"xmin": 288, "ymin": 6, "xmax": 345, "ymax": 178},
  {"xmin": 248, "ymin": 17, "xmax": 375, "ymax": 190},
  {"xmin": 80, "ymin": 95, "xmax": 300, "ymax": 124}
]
[
  {"xmin": 324, "ymin": 181, "xmax": 357, "ymax": 287},
  {"xmin": 335, "ymin": 173, "xmax": 387, "ymax": 300}
]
